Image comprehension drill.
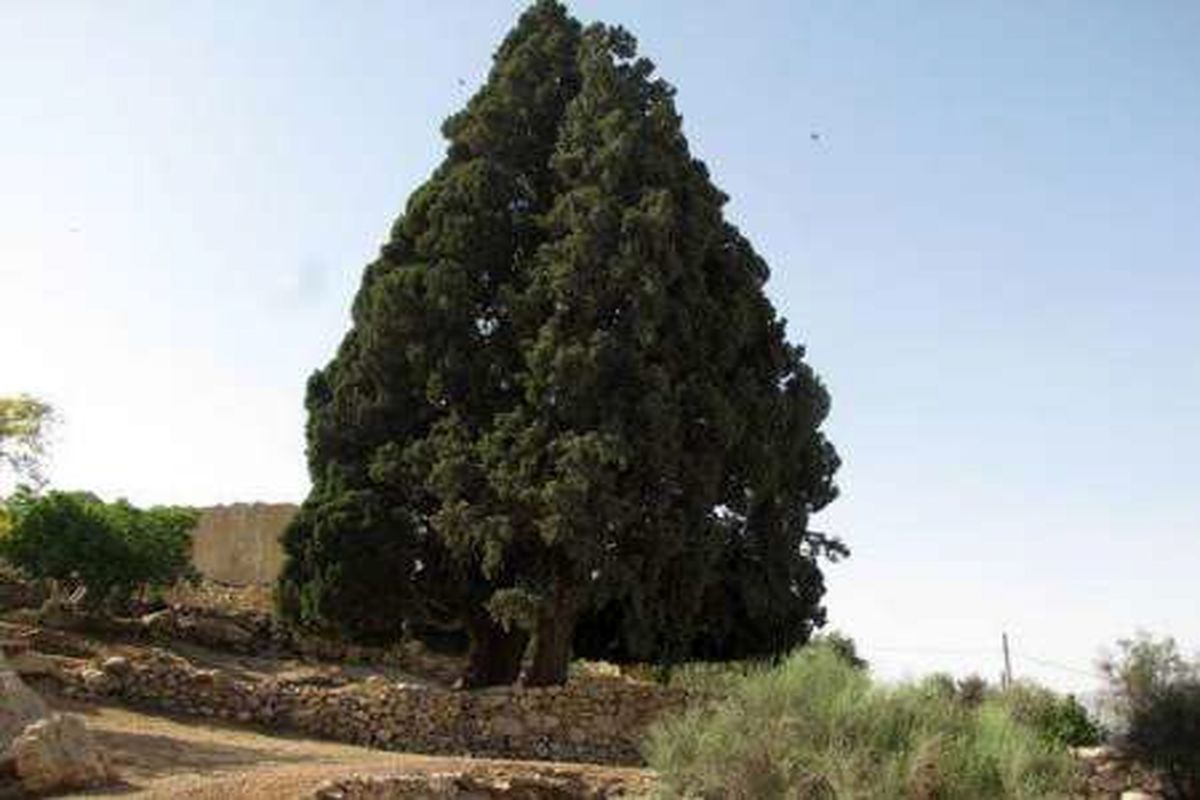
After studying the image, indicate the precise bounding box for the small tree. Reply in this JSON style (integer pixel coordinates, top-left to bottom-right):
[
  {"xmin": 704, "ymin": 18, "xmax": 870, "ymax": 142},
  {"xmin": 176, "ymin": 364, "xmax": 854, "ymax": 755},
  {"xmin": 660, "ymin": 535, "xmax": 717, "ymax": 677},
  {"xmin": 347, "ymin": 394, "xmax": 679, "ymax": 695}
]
[
  {"xmin": 1101, "ymin": 633, "xmax": 1200, "ymax": 799},
  {"xmin": 0, "ymin": 490, "xmax": 199, "ymax": 612},
  {"xmin": 0, "ymin": 395, "xmax": 54, "ymax": 490}
]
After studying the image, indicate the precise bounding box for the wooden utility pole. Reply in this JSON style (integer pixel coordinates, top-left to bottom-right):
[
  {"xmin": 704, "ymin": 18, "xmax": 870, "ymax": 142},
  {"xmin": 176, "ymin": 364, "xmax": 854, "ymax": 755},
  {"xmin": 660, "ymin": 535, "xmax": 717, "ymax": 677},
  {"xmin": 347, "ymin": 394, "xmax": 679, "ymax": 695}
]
[{"xmin": 1002, "ymin": 632, "xmax": 1013, "ymax": 690}]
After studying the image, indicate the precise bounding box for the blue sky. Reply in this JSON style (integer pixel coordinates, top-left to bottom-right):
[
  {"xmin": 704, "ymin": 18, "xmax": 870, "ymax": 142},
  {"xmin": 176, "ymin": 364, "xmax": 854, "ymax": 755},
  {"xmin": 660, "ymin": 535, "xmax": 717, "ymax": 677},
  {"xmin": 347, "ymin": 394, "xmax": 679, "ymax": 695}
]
[{"xmin": 3, "ymin": 1, "xmax": 1197, "ymax": 692}]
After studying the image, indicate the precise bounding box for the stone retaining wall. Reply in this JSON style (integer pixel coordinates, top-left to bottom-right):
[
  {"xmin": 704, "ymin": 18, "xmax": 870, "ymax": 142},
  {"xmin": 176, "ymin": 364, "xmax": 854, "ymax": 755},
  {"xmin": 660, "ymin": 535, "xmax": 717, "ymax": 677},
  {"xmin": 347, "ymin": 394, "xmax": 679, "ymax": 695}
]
[{"xmin": 57, "ymin": 650, "xmax": 690, "ymax": 765}]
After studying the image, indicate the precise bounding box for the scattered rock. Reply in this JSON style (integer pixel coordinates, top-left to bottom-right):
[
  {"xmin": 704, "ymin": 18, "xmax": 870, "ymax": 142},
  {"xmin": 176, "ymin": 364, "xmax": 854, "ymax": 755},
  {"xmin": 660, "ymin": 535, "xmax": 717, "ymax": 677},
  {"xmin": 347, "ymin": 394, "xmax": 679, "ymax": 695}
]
[
  {"xmin": 9, "ymin": 713, "xmax": 114, "ymax": 793},
  {"xmin": 141, "ymin": 609, "xmax": 174, "ymax": 638},
  {"xmin": 312, "ymin": 769, "xmax": 633, "ymax": 799},
  {"xmin": 1074, "ymin": 745, "xmax": 1119, "ymax": 762},
  {"xmin": 1075, "ymin": 742, "xmax": 1164, "ymax": 798},
  {"xmin": 102, "ymin": 655, "xmax": 131, "ymax": 675},
  {"xmin": 78, "ymin": 666, "xmax": 110, "ymax": 693}
]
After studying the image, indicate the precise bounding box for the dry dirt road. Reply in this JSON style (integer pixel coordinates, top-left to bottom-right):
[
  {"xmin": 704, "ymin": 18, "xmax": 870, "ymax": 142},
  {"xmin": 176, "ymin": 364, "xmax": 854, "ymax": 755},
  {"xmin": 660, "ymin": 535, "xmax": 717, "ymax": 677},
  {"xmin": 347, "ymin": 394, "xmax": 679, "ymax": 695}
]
[{"xmin": 47, "ymin": 697, "xmax": 654, "ymax": 799}]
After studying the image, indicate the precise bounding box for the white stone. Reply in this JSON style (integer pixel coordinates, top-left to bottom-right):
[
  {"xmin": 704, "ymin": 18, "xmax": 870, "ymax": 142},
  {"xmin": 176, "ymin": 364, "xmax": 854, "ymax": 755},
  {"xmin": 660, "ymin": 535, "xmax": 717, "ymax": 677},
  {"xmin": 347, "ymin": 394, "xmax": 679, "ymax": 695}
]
[{"xmin": 101, "ymin": 655, "xmax": 130, "ymax": 674}]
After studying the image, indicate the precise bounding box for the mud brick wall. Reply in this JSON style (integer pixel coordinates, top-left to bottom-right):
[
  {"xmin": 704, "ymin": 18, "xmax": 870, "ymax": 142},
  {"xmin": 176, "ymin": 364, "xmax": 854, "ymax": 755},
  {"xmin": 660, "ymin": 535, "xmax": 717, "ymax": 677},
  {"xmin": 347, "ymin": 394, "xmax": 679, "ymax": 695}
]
[{"xmin": 189, "ymin": 504, "xmax": 295, "ymax": 586}]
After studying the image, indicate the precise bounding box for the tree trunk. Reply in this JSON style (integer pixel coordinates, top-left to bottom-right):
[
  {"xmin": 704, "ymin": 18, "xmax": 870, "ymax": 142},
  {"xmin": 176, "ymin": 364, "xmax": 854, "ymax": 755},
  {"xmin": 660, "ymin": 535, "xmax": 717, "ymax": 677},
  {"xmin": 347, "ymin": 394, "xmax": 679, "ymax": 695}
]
[
  {"xmin": 523, "ymin": 584, "xmax": 578, "ymax": 687},
  {"xmin": 459, "ymin": 608, "xmax": 528, "ymax": 689}
]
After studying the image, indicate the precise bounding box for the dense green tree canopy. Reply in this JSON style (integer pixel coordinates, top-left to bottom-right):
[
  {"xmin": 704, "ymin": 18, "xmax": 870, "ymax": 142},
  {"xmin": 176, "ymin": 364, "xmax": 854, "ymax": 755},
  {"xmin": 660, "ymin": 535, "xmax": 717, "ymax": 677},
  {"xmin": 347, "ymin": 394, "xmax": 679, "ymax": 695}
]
[
  {"xmin": 278, "ymin": 0, "xmax": 843, "ymax": 686},
  {"xmin": 0, "ymin": 489, "xmax": 198, "ymax": 611}
]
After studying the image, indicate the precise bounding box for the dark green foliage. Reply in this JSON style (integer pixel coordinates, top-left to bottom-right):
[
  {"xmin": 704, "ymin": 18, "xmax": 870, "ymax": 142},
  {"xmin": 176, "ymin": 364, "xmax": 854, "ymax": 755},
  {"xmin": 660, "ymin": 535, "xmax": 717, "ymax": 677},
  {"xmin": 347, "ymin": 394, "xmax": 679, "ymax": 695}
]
[
  {"xmin": 0, "ymin": 489, "xmax": 198, "ymax": 611},
  {"xmin": 1103, "ymin": 633, "xmax": 1200, "ymax": 799},
  {"xmin": 1126, "ymin": 681, "xmax": 1200, "ymax": 799},
  {"xmin": 279, "ymin": 0, "xmax": 842, "ymax": 686}
]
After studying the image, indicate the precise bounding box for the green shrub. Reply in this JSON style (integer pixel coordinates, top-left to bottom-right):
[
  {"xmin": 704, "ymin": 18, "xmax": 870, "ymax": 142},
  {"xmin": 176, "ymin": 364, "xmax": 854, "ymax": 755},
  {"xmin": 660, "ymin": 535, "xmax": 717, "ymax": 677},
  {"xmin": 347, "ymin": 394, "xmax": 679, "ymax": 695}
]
[
  {"xmin": 999, "ymin": 681, "xmax": 1103, "ymax": 748},
  {"xmin": 1125, "ymin": 680, "xmax": 1200, "ymax": 800},
  {"xmin": 1102, "ymin": 633, "xmax": 1200, "ymax": 799},
  {"xmin": 956, "ymin": 674, "xmax": 989, "ymax": 707},
  {"xmin": 644, "ymin": 644, "xmax": 1077, "ymax": 799},
  {"xmin": 0, "ymin": 489, "xmax": 198, "ymax": 611}
]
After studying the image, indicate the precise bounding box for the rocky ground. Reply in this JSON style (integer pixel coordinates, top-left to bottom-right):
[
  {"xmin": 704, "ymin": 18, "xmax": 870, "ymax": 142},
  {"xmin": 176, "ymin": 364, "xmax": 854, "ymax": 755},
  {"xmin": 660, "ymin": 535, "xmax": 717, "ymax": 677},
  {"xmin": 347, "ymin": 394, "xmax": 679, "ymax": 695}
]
[
  {"xmin": 0, "ymin": 589, "xmax": 662, "ymax": 798},
  {"xmin": 0, "ymin": 579, "xmax": 1169, "ymax": 798}
]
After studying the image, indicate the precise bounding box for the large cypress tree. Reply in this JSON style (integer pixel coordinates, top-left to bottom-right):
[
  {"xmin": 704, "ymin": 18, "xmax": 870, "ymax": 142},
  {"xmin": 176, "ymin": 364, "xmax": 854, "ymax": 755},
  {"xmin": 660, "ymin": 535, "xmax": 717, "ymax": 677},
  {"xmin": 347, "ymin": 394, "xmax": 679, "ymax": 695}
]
[{"xmin": 279, "ymin": 0, "xmax": 843, "ymax": 687}]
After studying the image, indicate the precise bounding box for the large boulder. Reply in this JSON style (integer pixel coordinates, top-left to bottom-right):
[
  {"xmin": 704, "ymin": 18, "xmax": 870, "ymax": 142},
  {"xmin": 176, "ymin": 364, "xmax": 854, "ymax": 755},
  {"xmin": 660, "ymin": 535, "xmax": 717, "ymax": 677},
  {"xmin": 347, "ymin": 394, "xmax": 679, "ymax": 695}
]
[
  {"xmin": 9, "ymin": 713, "xmax": 114, "ymax": 793},
  {"xmin": 0, "ymin": 654, "xmax": 48, "ymax": 751},
  {"xmin": 1, "ymin": 652, "xmax": 115, "ymax": 794}
]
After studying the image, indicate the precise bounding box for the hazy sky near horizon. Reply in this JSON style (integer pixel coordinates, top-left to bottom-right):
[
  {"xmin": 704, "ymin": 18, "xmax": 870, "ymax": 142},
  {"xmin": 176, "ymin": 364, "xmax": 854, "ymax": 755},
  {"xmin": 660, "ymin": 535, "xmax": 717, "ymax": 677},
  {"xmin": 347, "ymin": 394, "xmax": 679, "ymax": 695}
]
[{"xmin": 3, "ymin": 1, "xmax": 1198, "ymax": 692}]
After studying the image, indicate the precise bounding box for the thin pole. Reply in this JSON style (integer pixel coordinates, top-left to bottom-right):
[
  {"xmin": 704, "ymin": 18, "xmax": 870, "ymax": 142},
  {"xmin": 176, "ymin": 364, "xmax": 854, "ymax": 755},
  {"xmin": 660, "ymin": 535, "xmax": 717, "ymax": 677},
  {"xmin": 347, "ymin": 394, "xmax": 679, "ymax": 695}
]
[{"xmin": 1002, "ymin": 632, "xmax": 1013, "ymax": 690}]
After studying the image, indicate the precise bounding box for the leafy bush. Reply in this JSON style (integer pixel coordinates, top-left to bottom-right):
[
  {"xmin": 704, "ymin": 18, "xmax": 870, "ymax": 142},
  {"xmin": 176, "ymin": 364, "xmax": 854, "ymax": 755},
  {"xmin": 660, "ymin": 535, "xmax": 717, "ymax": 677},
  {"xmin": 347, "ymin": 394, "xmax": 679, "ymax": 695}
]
[
  {"xmin": 1000, "ymin": 681, "xmax": 1103, "ymax": 748},
  {"xmin": 957, "ymin": 673, "xmax": 989, "ymax": 707},
  {"xmin": 1125, "ymin": 681, "xmax": 1200, "ymax": 800},
  {"xmin": 1102, "ymin": 633, "xmax": 1200, "ymax": 799},
  {"xmin": 0, "ymin": 489, "xmax": 198, "ymax": 611},
  {"xmin": 645, "ymin": 644, "xmax": 1077, "ymax": 799}
]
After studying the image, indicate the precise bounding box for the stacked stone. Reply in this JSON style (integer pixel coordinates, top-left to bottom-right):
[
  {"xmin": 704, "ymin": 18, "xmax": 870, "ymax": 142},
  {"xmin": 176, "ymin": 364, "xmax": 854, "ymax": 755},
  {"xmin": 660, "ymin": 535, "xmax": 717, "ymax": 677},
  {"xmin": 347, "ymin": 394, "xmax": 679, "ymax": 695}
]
[
  {"xmin": 1074, "ymin": 746, "xmax": 1164, "ymax": 799},
  {"xmin": 60, "ymin": 650, "xmax": 691, "ymax": 765}
]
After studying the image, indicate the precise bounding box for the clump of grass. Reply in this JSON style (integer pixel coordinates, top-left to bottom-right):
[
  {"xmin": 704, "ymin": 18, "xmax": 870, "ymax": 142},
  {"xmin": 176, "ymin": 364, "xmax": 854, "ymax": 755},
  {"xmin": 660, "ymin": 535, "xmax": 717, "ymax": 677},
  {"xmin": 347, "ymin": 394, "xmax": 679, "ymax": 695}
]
[
  {"xmin": 644, "ymin": 644, "xmax": 1077, "ymax": 799},
  {"xmin": 658, "ymin": 659, "xmax": 770, "ymax": 696}
]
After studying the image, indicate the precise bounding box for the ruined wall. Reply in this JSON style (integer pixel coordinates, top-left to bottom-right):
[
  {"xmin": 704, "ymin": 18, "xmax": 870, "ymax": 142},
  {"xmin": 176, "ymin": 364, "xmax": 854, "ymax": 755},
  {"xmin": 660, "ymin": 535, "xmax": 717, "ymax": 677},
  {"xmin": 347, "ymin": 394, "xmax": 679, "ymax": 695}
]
[
  {"xmin": 189, "ymin": 504, "xmax": 295, "ymax": 586},
  {"xmin": 59, "ymin": 650, "xmax": 692, "ymax": 765}
]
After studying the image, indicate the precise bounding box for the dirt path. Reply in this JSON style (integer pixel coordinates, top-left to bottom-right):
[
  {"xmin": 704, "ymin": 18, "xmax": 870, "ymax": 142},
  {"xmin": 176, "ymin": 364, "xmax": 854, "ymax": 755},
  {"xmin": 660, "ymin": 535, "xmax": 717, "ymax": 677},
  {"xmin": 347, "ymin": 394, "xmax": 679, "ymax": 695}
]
[{"xmin": 47, "ymin": 697, "xmax": 654, "ymax": 799}]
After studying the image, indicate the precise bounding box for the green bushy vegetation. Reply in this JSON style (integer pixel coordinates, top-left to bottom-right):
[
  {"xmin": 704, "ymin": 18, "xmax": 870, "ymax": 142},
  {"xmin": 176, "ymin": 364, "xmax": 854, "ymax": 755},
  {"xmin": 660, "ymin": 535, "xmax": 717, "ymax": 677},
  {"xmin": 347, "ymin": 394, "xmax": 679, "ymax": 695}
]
[
  {"xmin": 0, "ymin": 489, "xmax": 198, "ymax": 612},
  {"xmin": 1000, "ymin": 681, "xmax": 1103, "ymax": 748},
  {"xmin": 1102, "ymin": 633, "xmax": 1200, "ymax": 799},
  {"xmin": 909, "ymin": 672, "xmax": 1103, "ymax": 748},
  {"xmin": 645, "ymin": 643, "xmax": 1079, "ymax": 799}
]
